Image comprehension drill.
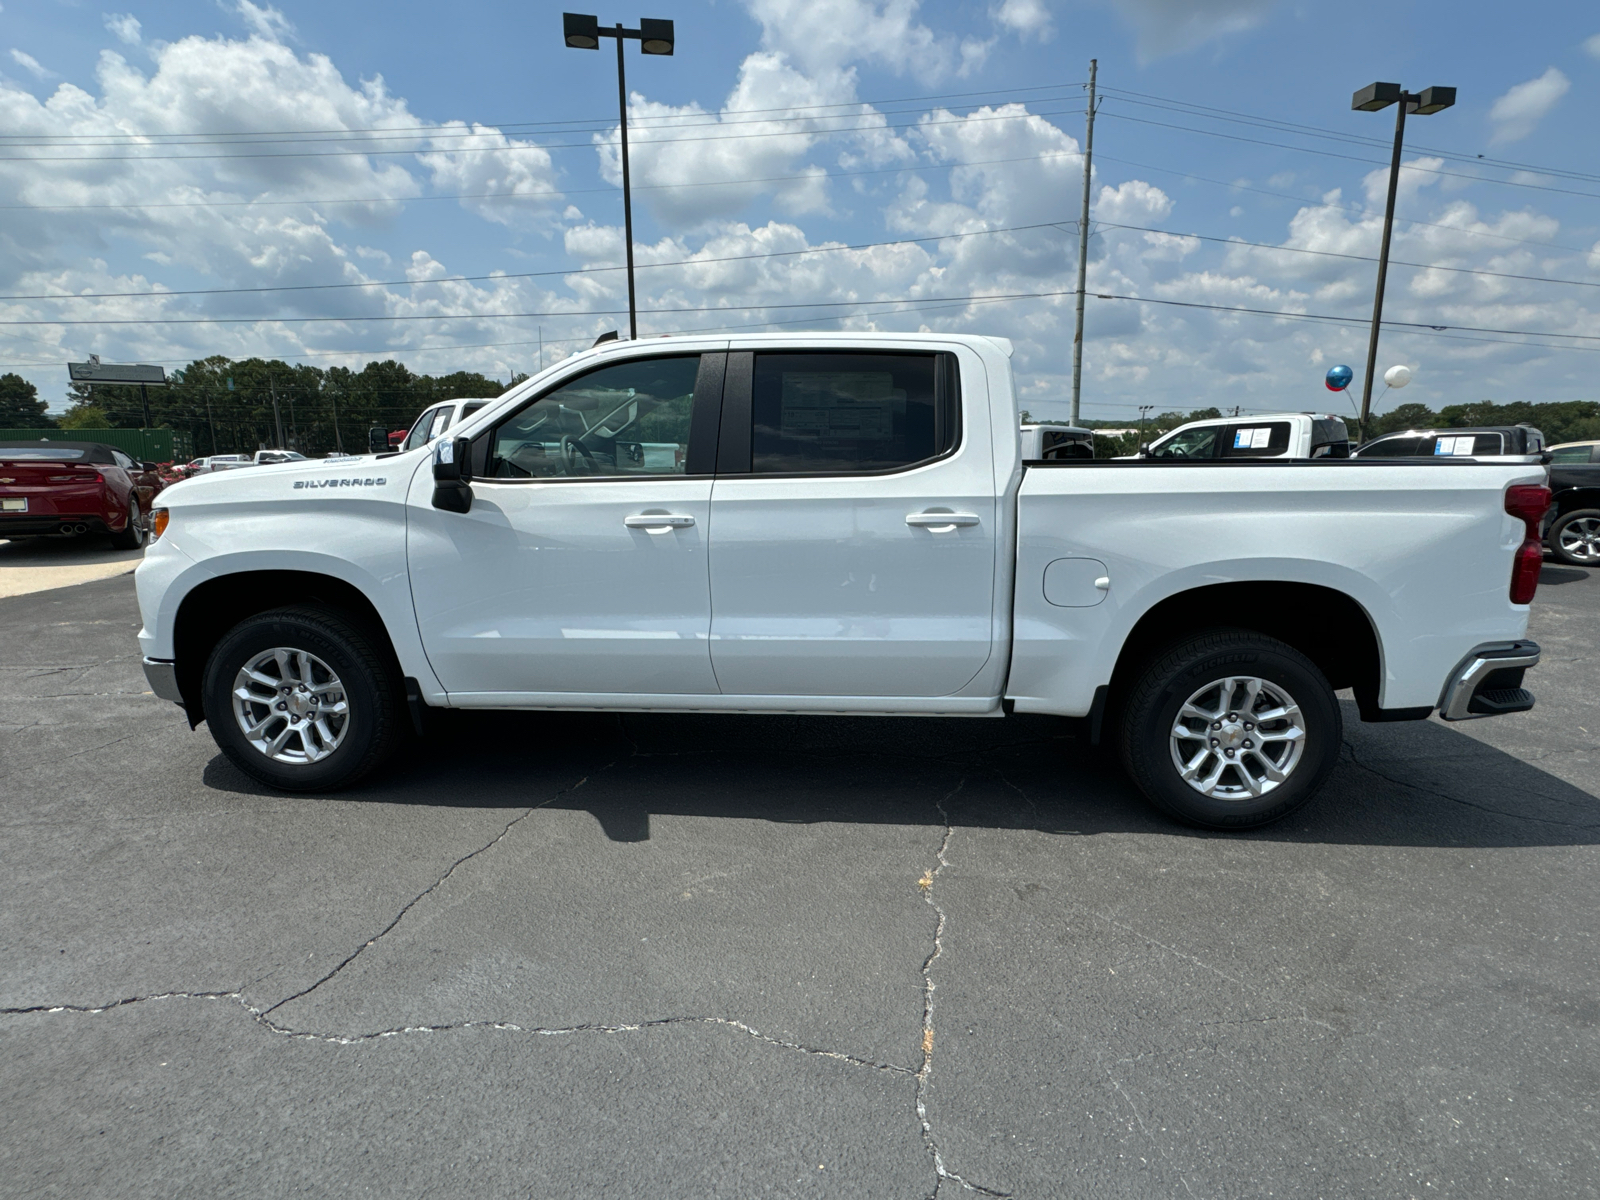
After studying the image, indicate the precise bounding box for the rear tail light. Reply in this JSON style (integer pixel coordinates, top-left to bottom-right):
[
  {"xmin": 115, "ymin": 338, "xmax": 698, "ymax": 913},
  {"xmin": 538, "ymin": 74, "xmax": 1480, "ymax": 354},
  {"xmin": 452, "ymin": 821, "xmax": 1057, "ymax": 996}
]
[{"xmin": 1505, "ymin": 484, "xmax": 1551, "ymax": 604}]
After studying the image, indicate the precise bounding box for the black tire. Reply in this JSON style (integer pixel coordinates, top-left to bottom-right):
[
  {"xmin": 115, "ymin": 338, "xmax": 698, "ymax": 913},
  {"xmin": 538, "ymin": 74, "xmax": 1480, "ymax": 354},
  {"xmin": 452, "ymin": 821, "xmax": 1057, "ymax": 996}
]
[
  {"xmin": 108, "ymin": 498, "xmax": 145, "ymax": 550},
  {"xmin": 1548, "ymin": 508, "xmax": 1600, "ymax": 567},
  {"xmin": 1117, "ymin": 628, "xmax": 1341, "ymax": 830},
  {"xmin": 201, "ymin": 605, "xmax": 400, "ymax": 791}
]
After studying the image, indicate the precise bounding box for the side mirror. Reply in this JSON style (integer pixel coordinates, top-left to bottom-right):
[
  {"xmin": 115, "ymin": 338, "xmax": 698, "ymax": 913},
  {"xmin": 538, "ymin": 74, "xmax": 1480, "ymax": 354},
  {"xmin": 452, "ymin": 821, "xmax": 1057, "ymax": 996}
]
[
  {"xmin": 368, "ymin": 426, "xmax": 388, "ymax": 454},
  {"xmin": 1139, "ymin": 443, "xmax": 1151, "ymax": 456},
  {"xmin": 432, "ymin": 436, "xmax": 473, "ymax": 513},
  {"xmin": 141, "ymin": 461, "xmax": 158, "ymax": 472}
]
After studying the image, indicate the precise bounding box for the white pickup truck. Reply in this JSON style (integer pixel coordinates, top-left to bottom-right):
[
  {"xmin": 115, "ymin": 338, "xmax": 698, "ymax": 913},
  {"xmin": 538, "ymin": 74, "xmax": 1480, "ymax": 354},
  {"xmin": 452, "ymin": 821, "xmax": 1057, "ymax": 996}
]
[{"xmin": 136, "ymin": 333, "xmax": 1549, "ymax": 829}]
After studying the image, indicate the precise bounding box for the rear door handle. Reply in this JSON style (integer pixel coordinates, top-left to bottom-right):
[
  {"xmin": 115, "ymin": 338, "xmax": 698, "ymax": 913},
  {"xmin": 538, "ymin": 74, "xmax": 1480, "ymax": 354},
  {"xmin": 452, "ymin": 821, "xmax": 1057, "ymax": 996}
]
[
  {"xmin": 625, "ymin": 513, "xmax": 696, "ymax": 532},
  {"xmin": 906, "ymin": 511, "xmax": 980, "ymax": 530}
]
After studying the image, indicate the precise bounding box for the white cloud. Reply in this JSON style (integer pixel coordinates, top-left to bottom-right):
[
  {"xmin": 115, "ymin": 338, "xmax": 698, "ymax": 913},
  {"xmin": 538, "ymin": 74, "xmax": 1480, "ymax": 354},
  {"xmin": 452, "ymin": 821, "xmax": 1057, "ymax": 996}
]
[
  {"xmin": 103, "ymin": 13, "xmax": 143, "ymax": 46},
  {"xmin": 1582, "ymin": 33, "xmax": 1600, "ymax": 60},
  {"xmin": 743, "ymin": 0, "xmax": 969, "ymax": 82},
  {"xmin": 1488, "ymin": 67, "xmax": 1569, "ymax": 145},
  {"xmin": 1100, "ymin": 0, "xmax": 1275, "ymax": 60},
  {"xmin": 994, "ymin": 0, "xmax": 1054, "ymax": 41},
  {"xmin": 9, "ymin": 49, "xmax": 56, "ymax": 80},
  {"xmin": 230, "ymin": 0, "xmax": 293, "ymax": 42}
]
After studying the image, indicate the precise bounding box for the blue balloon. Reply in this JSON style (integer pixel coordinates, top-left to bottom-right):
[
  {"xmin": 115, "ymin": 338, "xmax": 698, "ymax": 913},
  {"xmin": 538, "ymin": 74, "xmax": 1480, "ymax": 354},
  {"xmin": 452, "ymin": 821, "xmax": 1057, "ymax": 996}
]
[{"xmin": 1325, "ymin": 364, "xmax": 1354, "ymax": 392}]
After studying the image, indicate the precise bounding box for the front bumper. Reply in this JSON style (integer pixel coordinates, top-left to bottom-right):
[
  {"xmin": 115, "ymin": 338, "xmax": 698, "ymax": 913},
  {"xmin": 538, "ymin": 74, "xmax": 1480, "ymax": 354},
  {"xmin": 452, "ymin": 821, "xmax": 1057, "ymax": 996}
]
[
  {"xmin": 1438, "ymin": 640, "xmax": 1540, "ymax": 721},
  {"xmin": 142, "ymin": 658, "xmax": 183, "ymax": 704}
]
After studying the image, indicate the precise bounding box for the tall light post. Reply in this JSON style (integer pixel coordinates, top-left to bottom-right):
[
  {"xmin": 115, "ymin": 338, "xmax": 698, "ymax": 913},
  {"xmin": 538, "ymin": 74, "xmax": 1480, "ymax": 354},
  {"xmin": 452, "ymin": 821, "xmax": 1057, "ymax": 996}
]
[
  {"xmin": 563, "ymin": 12, "xmax": 676, "ymax": 342},
  {"xmin": 1351, "ymin": 81, "xmax": 1454, "ymax": 440}
]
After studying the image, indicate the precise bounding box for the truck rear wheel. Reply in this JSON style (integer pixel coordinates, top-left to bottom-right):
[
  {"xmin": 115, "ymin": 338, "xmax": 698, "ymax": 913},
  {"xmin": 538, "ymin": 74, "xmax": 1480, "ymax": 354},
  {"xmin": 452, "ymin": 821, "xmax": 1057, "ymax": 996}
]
[
  {"xmin": 201, "ymin": 605, "xmax": 400, "ymax": 792},
  {"xmin": 1118, "ymin": 629, "xmax": 1341, "ymax": 830}
]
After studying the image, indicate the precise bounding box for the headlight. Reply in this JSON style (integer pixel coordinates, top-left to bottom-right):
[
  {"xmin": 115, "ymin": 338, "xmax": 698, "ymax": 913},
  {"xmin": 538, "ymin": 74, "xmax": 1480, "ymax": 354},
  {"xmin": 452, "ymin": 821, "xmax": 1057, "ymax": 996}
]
[{"xmin": 152, "ymin": 508, "xmax": 170, "ymax": 538}]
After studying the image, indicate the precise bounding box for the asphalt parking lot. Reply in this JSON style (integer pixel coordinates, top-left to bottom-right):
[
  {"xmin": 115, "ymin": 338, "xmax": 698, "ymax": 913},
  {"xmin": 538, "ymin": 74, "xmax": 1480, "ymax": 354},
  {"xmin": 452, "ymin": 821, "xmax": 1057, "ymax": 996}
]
[{"xmin": 2, "ymin": 561, "xmax": 1597, "ymax": 1199}]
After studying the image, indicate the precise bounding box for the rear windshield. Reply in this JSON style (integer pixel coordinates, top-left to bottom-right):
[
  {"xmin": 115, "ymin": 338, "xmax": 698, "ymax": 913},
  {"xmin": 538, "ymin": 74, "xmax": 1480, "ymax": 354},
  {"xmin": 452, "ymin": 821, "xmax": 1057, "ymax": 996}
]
[
  {"xmin": 0, "ymin": 447, "xmax": 87, "ymax": 460},
  {"xmin": 1221, "ymin": 422, "xmax": 1291, "ymax": 457}
]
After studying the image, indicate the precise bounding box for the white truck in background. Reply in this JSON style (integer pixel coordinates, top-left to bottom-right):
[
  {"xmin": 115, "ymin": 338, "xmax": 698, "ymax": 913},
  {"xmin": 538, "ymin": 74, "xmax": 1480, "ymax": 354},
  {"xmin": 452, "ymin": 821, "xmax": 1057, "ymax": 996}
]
[
  {"xmin": 136, "ymin": 333, "xmax": 1546, "ymax": 830},
  {"xmin": 1134, "ymin": 412, "xmax": 1351, "ymax": 460}
]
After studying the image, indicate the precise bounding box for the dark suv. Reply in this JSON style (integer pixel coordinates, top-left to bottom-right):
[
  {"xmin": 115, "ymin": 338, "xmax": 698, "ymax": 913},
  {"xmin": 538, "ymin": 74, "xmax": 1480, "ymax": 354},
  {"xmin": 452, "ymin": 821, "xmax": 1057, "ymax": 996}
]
[
  {"xmin": 1545, "ymin": 441, "xmax": 1600, "ymax": 566},
  {"xmin": 1353, "ymin": 424, "xmax": 1545, "ymax": 461}
]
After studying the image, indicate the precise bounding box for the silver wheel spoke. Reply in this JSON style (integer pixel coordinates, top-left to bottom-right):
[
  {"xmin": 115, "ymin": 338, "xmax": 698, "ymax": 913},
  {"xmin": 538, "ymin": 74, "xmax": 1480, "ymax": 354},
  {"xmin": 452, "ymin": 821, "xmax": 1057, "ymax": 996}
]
[
  {"xmin": 1168, "ymin": 672, "xmax": 1307, "ymax": 802},
  {"xmin": 233, "ymin": 646, "xmax": 351, "ymax": 766}
]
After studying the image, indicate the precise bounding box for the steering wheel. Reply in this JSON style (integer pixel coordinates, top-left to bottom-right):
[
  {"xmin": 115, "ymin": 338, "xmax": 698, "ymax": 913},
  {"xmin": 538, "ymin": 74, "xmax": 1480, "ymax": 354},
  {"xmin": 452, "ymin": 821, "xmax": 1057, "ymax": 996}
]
[{"xmin": 559, "ymin": 434, "xmax": 599, "ymax": 475}]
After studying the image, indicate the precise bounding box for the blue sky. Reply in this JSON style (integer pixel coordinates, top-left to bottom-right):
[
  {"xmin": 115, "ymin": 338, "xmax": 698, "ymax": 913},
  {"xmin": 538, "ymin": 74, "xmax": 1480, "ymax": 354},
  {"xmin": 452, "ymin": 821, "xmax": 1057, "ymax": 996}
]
[{"xmin": 2, "ymin": 0, "xmax": 1598, "ymax": 422}]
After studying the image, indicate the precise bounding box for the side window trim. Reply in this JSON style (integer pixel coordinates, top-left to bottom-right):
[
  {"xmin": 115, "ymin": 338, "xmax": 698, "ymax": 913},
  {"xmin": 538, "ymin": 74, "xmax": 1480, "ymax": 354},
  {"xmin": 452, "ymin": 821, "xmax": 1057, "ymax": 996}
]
[
  {"xmin": 715, "ymin": 351, "xmax": 754, "ymax": 475},
  {"xmin": 686, "ymin": 352, "xmax": 728, "ymax": 476}
]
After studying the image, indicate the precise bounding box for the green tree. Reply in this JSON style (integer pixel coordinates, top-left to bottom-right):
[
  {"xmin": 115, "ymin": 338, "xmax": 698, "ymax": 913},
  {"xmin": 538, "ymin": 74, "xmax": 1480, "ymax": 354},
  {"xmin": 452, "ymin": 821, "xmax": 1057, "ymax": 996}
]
[
  {"xmin": 58, "ymin": 404, "xmax": 114, "ymax": 430},
  {"xmin": 0, "ymin": 373, "xmax": 55, "ymax": 428}
]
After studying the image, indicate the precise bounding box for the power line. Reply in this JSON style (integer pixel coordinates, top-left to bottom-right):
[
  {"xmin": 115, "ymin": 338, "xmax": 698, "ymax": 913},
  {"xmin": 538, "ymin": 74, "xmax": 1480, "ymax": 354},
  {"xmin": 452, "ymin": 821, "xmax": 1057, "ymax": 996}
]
[
  {"xmin": 0, "ymin": 219, "xmax": 1075, "ymax": 302},
  {"xmin": 0, "ymin": 81, "xmax": 1085, "ymax": 144},
  {"xmin": 1097, "ymin": 85, "xmax": 1600, "ymax": 189},
  {"xmin": 1098, "ymin": 108, "xmax": 1600, "ymax": 203},
  {"xmin": 0, "ymin": 105, "xmax": 1084, "ymax": 163},
  {"xmin": 1093, "ymin": 221, "xmax": 1600, "ymax": 290}
]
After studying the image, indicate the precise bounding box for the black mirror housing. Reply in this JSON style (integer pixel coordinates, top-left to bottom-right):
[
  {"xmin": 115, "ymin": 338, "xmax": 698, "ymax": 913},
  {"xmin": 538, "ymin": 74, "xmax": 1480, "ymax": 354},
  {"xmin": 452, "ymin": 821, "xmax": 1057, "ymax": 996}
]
[
  {"xmin": 368, "ymin": 426, "xmax": 388, "ymax": 454},
  {"xmin": 431, "ymin": 436, "xmax": 474, "ymax": 513}
]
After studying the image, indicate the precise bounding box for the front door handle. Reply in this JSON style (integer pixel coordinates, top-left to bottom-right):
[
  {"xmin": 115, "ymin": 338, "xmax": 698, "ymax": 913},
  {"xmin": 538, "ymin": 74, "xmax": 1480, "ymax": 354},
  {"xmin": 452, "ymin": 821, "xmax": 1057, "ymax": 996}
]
[
  {"xmin": 906, "ymin": 511, "xmax": 980, "ymax": 530},
  {"xmin": 625, "ymin": 513, "xmax": 696, "ymax": 533}
]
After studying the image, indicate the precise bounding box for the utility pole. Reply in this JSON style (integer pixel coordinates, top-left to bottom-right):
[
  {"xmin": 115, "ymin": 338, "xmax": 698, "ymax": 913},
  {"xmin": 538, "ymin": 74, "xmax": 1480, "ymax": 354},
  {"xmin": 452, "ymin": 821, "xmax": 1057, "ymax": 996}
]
[
  {"xmin": 330, "ymin": 388, "xmax": 344, "ymax": 453},
  {"xmin": 269, "ymin": 375, "xmax": 285, "ymax": 450},
  {"xmin": 1070, "ymin": 58, "xmax": 1098, "ymax": 427},
  {"xmin": 1137, "ymin": 404, "xmax": 1155, "ymax": 450},
  {"xmin": 204, "ymin": 390, "xmax": 218, "ymax": 455}
]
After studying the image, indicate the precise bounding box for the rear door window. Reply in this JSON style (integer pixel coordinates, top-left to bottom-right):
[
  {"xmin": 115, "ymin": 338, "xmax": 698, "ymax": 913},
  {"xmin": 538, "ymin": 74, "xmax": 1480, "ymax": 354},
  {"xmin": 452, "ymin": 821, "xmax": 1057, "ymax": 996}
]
[
  {"xmin": 1220, "ymin": 422, "xmax": 1292, "ymax": 457},
  {"xmin": 747, "ymin": 352, "xmax": 956, "ymax": 475},
  {"xmin": 1549, "ymin": 445, "xmax": 1596, "ymax": 464}
]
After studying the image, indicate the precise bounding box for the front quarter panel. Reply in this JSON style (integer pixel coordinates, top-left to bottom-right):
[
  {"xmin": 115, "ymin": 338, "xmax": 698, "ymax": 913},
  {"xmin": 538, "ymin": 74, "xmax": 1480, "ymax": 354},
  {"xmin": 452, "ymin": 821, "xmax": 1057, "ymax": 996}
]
[{"xmin": 135, "ymin": 455, "xmax": 439, "ymax": 691}]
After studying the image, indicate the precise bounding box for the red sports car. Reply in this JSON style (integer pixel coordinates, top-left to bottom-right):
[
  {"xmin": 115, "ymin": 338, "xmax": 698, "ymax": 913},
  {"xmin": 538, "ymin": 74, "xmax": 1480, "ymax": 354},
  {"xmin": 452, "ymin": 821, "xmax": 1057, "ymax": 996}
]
[{"xmin": 0, "ymin": 440, "xmax": 156, "ymax": 549}]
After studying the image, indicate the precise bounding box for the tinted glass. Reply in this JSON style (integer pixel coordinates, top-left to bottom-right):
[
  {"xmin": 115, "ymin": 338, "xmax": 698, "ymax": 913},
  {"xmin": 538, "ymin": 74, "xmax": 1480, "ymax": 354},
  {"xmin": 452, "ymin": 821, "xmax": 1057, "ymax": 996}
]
[
  {"xmin": 490, "ymin": 355, "xmax": 699, "ymax": 479},
  {"xmin": 1428, "ymin": 433, "xmax": 1503, "ymax": 457},
  {"xmin": 1040, "ymin": 430, "xmax": 1093, "ymax": 460},
  {"xmin": 1357, "ymin": 436, "xmax": 1424, "ymax": 457},
  {"xmin": 1149, "ymin": 426, "xmax": 1218, "ymax": 459},
  {"xmin": 0, "ymin": 447, "xmax": 87, "ymax": 460},
  {"xmin": 1220, "ymin": 422, "xmax": 1292, "ymax": 457},
  {"xmin": 750, "ymin": 352, "xmax": 946, "ymax": 474},
  {"xmin": 402, "ymin": 408, "xmax": 442, "ymax": 453},
  {"xmin": 1548, "ymin": 445, "xmax": 1592, "ymax": 464}
]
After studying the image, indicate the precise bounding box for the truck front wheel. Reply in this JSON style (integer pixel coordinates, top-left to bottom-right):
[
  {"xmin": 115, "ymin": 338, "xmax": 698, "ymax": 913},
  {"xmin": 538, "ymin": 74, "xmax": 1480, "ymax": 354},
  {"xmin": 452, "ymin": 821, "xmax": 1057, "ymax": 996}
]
[
  {"xmin": 1118, "ymin": 629, "xmax": 1341, "ymax": 830},
  {"xmin": 201, "ymin": 605, "xmax": 400, "ymax": 792}
]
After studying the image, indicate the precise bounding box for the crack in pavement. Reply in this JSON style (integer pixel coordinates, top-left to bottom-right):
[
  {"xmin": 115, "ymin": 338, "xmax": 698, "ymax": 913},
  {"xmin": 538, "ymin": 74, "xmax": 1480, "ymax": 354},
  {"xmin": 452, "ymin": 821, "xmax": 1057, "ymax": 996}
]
[
  {"xmin": 2, "ymin": 987, "xmax": 916, "ymax": 1077},
  {"xmin": 1343, "ymin": 740, "xmax": 1600, "ymax": 829},
  {"xmin": 914, "ymin": 781, "xmax": 1011, "ymax": 1199},
  {"xmin": 259, "ymin": 764, "xmax": 617, "ymax": 1018}
]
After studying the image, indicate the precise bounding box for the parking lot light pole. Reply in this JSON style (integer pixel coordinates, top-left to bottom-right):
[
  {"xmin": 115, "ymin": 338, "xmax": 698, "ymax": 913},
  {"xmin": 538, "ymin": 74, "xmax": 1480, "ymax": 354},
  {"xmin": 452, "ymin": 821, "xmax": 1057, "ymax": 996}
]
[
  {"xmin": 1351, "ymin": 82, "xmax": 1455, "ymax": 441},
  {"xmin": 564, "ymin": 13, "xmax": 676, "ymax": 342}
]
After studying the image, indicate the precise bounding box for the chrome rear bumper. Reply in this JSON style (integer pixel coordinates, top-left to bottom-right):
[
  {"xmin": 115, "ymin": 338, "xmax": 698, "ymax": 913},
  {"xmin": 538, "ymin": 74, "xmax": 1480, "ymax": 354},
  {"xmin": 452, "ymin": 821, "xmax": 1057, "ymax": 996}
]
[
  {"xmin": 1438, "ymin": 641, "xmax": 1540, "ymax": 721},
  {"xmin": 142, "ymin": 657, "xmax": 183, "ymax": 704}
]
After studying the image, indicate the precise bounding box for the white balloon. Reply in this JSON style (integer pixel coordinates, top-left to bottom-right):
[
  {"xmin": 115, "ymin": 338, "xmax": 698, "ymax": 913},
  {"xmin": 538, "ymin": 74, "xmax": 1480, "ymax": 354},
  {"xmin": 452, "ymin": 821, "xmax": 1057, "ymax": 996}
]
[{"xmin": 1384, "ymin": 364, "xmax": 1412, "ymax": 389}]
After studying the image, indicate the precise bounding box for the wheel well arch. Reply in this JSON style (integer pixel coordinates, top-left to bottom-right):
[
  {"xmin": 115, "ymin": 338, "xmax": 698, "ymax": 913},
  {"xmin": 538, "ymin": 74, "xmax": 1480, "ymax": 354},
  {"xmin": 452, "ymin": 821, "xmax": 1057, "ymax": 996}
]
[
  {"xmin": 172, "ymin": 570, "xmax": 398, "ymax": 721},
  {"xmin": 1108, "ymin": 581, "xmax": 1383, "ymax": 718}
]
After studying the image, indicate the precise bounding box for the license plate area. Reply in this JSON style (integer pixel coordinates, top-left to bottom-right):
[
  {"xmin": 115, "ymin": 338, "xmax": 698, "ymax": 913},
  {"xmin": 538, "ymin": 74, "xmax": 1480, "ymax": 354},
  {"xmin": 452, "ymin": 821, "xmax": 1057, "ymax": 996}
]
[{"xmin": 1, "ymin": 498, "xmax": 26, "ymax": 512}]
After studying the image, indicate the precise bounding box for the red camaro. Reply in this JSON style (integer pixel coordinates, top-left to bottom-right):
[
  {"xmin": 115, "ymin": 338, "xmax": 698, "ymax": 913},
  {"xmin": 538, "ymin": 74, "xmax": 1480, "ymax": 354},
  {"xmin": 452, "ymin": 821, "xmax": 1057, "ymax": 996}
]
[{"xmin": 0, "ymin": 440, "xmax": 158, "ymax": 549}]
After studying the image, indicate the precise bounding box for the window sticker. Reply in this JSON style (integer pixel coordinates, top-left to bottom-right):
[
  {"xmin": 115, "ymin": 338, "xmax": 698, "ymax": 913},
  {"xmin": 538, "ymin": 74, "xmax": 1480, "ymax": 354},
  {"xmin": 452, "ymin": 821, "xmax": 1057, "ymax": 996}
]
[
  {"xmin": 780, "ymin": 372, "xmax": 900, "ymax": 442},
  {"xmin": 1434, "ymin": 436, "xmax": 1475, "ymax": 456},
  {"xmin": 1233, "ymin": 427, "xmax": 1272, "ymax": 450}
]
